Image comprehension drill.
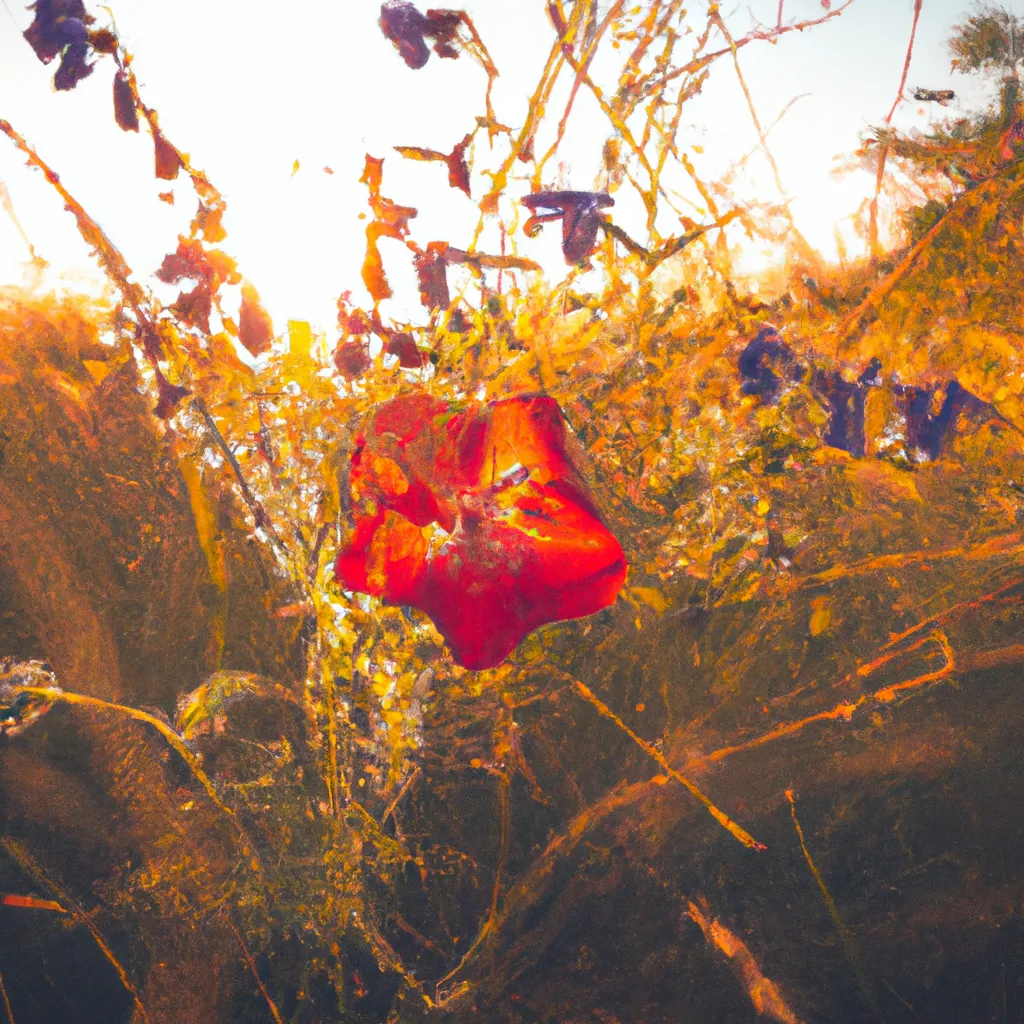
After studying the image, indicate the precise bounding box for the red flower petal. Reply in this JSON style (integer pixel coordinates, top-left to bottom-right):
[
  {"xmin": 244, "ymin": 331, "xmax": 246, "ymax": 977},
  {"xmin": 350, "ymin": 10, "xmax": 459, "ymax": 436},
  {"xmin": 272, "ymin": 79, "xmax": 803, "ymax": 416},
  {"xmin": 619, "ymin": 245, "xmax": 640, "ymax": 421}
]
[{"xmin": 336, "ymin": 393, "xmax": 627, "ymax": 668}]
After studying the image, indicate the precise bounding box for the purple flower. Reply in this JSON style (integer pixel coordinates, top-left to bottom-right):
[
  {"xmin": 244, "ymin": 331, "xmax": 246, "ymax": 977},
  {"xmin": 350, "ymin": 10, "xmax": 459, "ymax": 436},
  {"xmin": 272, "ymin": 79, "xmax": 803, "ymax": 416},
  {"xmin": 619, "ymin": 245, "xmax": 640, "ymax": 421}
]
[
  {"xmin": 379, "ymin": 2, "xmax": 463, "ymax": 69},
  {"xmin": 521, "ymin": 190, "xmax": 614, "ymax": 265}
]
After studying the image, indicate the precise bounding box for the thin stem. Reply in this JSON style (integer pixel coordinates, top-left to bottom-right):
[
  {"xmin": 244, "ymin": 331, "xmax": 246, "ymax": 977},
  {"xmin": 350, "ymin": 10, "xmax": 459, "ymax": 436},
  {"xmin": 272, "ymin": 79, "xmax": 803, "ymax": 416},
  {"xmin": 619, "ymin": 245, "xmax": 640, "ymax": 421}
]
[
  {"xmin": 713, "ymin": 11, "xmax": 820, "ymax": 268},
  {"xmin": 192, "ymin": 398, "xmax": 289, "ymax": 558},
  {"xmin": 535, "ymin": 0, "xmax": 625, "ymax": 184},
  {"xmin": 869, "ymin": 0, "xmax": 924, "ymax": 256},
  {"xmin": 0, "ymin": 963, "xmax": 14, "ymax": 1024},
  {"xmin": 7, "ymin": 684, "xmax": 261, "ymax": 872},
  {"xmin": 567, "ymin": 677, "xmax": 765, "ymax": 850},
  {"xmin": 226, "ymin": 917, "xmax": 284, "ymax": 1024},
  {"xmin": 380, "ymin": 767, "xmax": 421, "ymax": 826},
  {"xmin": 0, "ymin": 839, "xmax": 151, "ymax": 1024},
  {"xmin": 787, "ymin": 791, "xmax": 882, "ymax": 1021}
]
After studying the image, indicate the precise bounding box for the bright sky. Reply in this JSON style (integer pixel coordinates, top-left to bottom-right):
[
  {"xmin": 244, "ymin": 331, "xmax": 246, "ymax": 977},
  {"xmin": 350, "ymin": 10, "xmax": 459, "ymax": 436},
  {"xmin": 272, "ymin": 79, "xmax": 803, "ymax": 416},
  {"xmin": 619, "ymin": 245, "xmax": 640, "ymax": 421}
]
[{"xmin": 0, "ymin": 0, "xmax": 1001, "ymax": 333}]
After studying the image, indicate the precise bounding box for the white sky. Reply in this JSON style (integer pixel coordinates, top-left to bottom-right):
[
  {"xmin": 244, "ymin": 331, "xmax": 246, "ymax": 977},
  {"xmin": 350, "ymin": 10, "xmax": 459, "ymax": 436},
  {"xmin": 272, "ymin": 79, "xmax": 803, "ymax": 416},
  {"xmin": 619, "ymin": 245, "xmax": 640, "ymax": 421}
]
[{"xmin": 0, "ymin": 0, "xmax": 1000, "ymax": 333}]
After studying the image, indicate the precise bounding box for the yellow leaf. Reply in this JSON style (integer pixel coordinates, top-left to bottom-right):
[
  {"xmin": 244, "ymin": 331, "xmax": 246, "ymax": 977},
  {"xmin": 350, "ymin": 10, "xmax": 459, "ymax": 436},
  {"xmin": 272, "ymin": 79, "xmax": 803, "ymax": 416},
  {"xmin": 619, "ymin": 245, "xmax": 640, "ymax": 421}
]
[
  {"xmin": 288, "ymin": 320, "xmax": 313, "ymax": 360},
  {"xmin": 82, "ymin": 359, "xmax": 111, "ymax": 383},
  {"xmin": 180, "ymin": 455, "xmax": 226, "ymax": 593},
  {"xmin": 628, "ymin": 586, "xmax": 669, "ymax": 613},
  {"xmin": 809, "ymin": 595, "xmax": 832, "ymax": 637}
]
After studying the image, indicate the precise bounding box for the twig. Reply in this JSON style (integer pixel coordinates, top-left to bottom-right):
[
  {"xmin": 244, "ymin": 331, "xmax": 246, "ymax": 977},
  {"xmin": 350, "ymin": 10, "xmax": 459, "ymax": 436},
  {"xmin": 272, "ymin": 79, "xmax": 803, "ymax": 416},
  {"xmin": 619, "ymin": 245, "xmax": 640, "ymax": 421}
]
[
  {"xmin": 786, "ymin": 791, "xmax": 882, "ymax": 1022},
  {"xmin": 0, "ymin": 178, "xmax": 44, "ymax": 266},
  {"xmin": 644, "ymin": 1, "xmax": 855, "ymax": 98},
  {"xmin": 435, "ymin": 772, "xmax": 511, "ymax": 995},
  {"xmin": 380, "ymin": 767, "xmax": 421, "ymax": 826},
  {"xmin": 601, "ymin": 209, "xmax": 742, "ymax": 268},
  {"xmin": 192, "ymin": 398, "xmax": 288, "ymax": 557},
  {"xmin": 712, "ymin": 12, "xmax": 820, "ymax": 268},
  {"xmin": 0, "ymin": 962, "xmax": 14, "ymax": 1024},
  {"xmin": 476, "ymin": 2, "xmax": 581, "ymax": 217},
  {"xmin": 798, "ymin": 531, "xmax": 1024, "ymax": 590},
  {"xmin": 0, "ymin": 839, "xmax": 151, "ymax": 1024},
  {"xmin": 0, "ymin": 120, "xmax": 153, "ymax": 331},
  {"xmin": 686, "ymin": 898, "xmax": 804, "ymax": 1024},
  {"xmin": 535, "ymin": 0, "xmax": 625, "ymax": 183},
  {"xmin": 7, "ymin": 684, "xmax": 261, "ymax": 872},
  {"xmin": 869, "ymin": 0, "xmax": 924, "ymax": 255},
  {"xmin": 567, "ymin": 677, "xmax": 765, "ymax": 850},
  {"xmin": 433, "ymin": 775, "xmax": 665, "ymax": 1007},
  {"xmin": 226, "ymin": 917, "xmax": 284, "ymax": 1024},
  {"xmin": 444, "ymin": 247, "xmax": 541, "ymax": 272},
  {"xmin": 685, "ymin": 631, "xmax": 956, "ymax": 770}
]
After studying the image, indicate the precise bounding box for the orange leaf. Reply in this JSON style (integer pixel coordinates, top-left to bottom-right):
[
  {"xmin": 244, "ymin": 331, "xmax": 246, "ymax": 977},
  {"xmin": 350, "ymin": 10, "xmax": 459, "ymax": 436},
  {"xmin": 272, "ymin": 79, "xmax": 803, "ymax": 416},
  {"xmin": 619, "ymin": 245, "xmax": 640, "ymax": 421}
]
[
  {"xmin": 238, "ymin": 281, "xmax": 274, "ymax": 356},
  {"xmin": 153, "ymin": 128, "xmax": 182, "ymax": 181},
  {"xmin": 2, "ymin": 894, "xmax": 66, "ymax": 913}
]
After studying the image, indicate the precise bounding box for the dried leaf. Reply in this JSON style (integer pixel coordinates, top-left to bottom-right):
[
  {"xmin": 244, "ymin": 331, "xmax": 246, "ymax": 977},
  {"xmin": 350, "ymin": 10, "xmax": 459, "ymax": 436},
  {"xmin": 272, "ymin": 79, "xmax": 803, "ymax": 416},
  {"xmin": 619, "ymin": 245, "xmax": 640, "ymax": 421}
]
[
  {"xmin": 23, "ymin": 0, "xmax": 92, "ymax": 65},
  {"xmin": 414, "ymin": 243, "xmax": 450, "ymax": 311},
  {"xmin": 447, "ymin": 133, "xmax": 471, "ymax": 196},
  {"xmin": 153, "ymin": 128, "xmax": 182, "ymax": 180},
  {"xmin": 113, "ymin": 70, "xmax": 139, "ymax": 132},
  {"xmin": 360, "ymin": 155, "xmax": 417, "ymax": 303},
  {"xmin": 153, "ymin": 366, "xmax": 190, "ymax": 419},
  {"xmin": 238, "ymin": 281, "xmax": 275, "ymax": 356},
  {"xmin": 521, "ymin": 190, "xmax": 614, "ymax": 265},
  {"xmin": 379, "ymin": 2, "xmax": 463, "ymax": 68},
  {"xmin": 333, "ymin": 339, "xmax": 372, "ymax": 380},
  {"xmin": 385, "ymin": 331, "xmax": 429, "ymax": 368}
]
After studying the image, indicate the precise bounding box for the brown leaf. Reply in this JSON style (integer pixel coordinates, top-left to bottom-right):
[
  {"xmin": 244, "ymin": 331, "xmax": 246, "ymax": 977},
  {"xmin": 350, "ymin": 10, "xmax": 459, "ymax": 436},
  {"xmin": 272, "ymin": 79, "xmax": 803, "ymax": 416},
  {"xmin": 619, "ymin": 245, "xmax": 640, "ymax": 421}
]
[
  {"xmin": 394, "ymin": 145, "xmax": 450, "ymax": 163},
  {"xmin": 112, "ymin": 71, "xmax": 138, "ymax": 132},
  {"xmin": 153, "ymin": 367, "xmax": 190, "ymax": 419},
  {"xmin": 361, "ymin": 154, "xmax": 417, "ymax": 240},
  {"xmin": 447, "ymin": 134, "xmax": 472, "ymax": 197},
  {"xmin": 333, "ymin": 339, "xmax": 372, "ymax": 381},
  {"xmin": 193, "ymin": 203, "xmax": 227, "ymax": 243},
  {"xmin": 414, "ymin": 243, "xmax": 450, "ymax": 311},
  {"xmin": 156, "ymin": 239, "xmax": 209, "ymax": 285},
  {"xmin": 238, "ymin": 281, "xmax": 274, "ymax": 356},
  {"xmin": 171, "ymin": 281, "xmax": 212, "ymax": 333},
  {"xmin": 385, "ymin": 331, "xmax": 430, "ymax": 368},
  {"xmin": 153, "ymin": 128, "xmax": 182, "ymax": 181},
  {"xmin": 395, "ymin": 136, "xmax": 471, "ymax": 196},
  {"xmin": 360, "ymin": 155, "xmax": 417, "ymax": 303},
  {"xmin": 88, "ymin": 27, "xmax": 118, "ymax": 53}
]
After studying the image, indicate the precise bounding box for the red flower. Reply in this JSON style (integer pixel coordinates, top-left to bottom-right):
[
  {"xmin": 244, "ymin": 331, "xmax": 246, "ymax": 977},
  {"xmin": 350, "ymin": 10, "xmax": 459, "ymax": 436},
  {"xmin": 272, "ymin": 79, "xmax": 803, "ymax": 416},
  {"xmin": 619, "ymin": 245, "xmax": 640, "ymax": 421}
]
[{"xmin": 335, "ymin": 394, "xmax": 627, "ymax": 669}]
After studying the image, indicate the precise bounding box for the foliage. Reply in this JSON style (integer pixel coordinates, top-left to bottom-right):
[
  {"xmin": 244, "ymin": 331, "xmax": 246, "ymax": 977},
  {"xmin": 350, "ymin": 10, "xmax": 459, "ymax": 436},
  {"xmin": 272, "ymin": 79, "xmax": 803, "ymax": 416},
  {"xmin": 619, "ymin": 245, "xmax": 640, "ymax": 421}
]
[
  {"xmin": 4, "ymin": 2, "xmax": 1024, "ymax": 1022},
  {"xmin": 948, "ymin": 1, "xmax": 1024, "ymax": 74}
]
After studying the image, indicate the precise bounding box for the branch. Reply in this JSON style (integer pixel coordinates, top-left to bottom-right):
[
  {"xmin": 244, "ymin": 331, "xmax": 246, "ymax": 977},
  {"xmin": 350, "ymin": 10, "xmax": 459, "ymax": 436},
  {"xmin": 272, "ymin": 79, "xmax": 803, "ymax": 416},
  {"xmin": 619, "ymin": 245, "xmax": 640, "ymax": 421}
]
[
  {"xmin": 600, "ymin": 209, "xmax": 742, "ymax": 267},
  {"xmin": 226, "ymin": 916, "xmax": 284, "ymax": 1024},
  {"xmin": 0, "ymin": 119, "xmax": 153, "ymax": 331},
  {"xmin": 444, "ymin": 247, "xmax": 542, "ymax": 272},
  {"xmin": 869, "ymin": 0, "xmax": 924, "ymax": 255},
  {"xmin": 192, "ymin": 398, "xmax": 289, "ymax": 557},
  {"xmin": 642, "ymin": 1, "xmax": 855, "ymax": 99},
  {"xmin": 566, "ymin": 675, "xmax": 764, "ymax": 850},
  {"xmin": 434, "ymin": 774, "xmax": 665, "ymax": 1007},
  {"xmin": 833, "ymin": 161, "xmax": 1024, "ymax": 352},
  {"xmin": 787, "ymin": 792, "xmax": 881, "ymax": 1021},
  {"xmin": 4, "ymin": 677, "xmax": 262, "ymax": 873}
]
